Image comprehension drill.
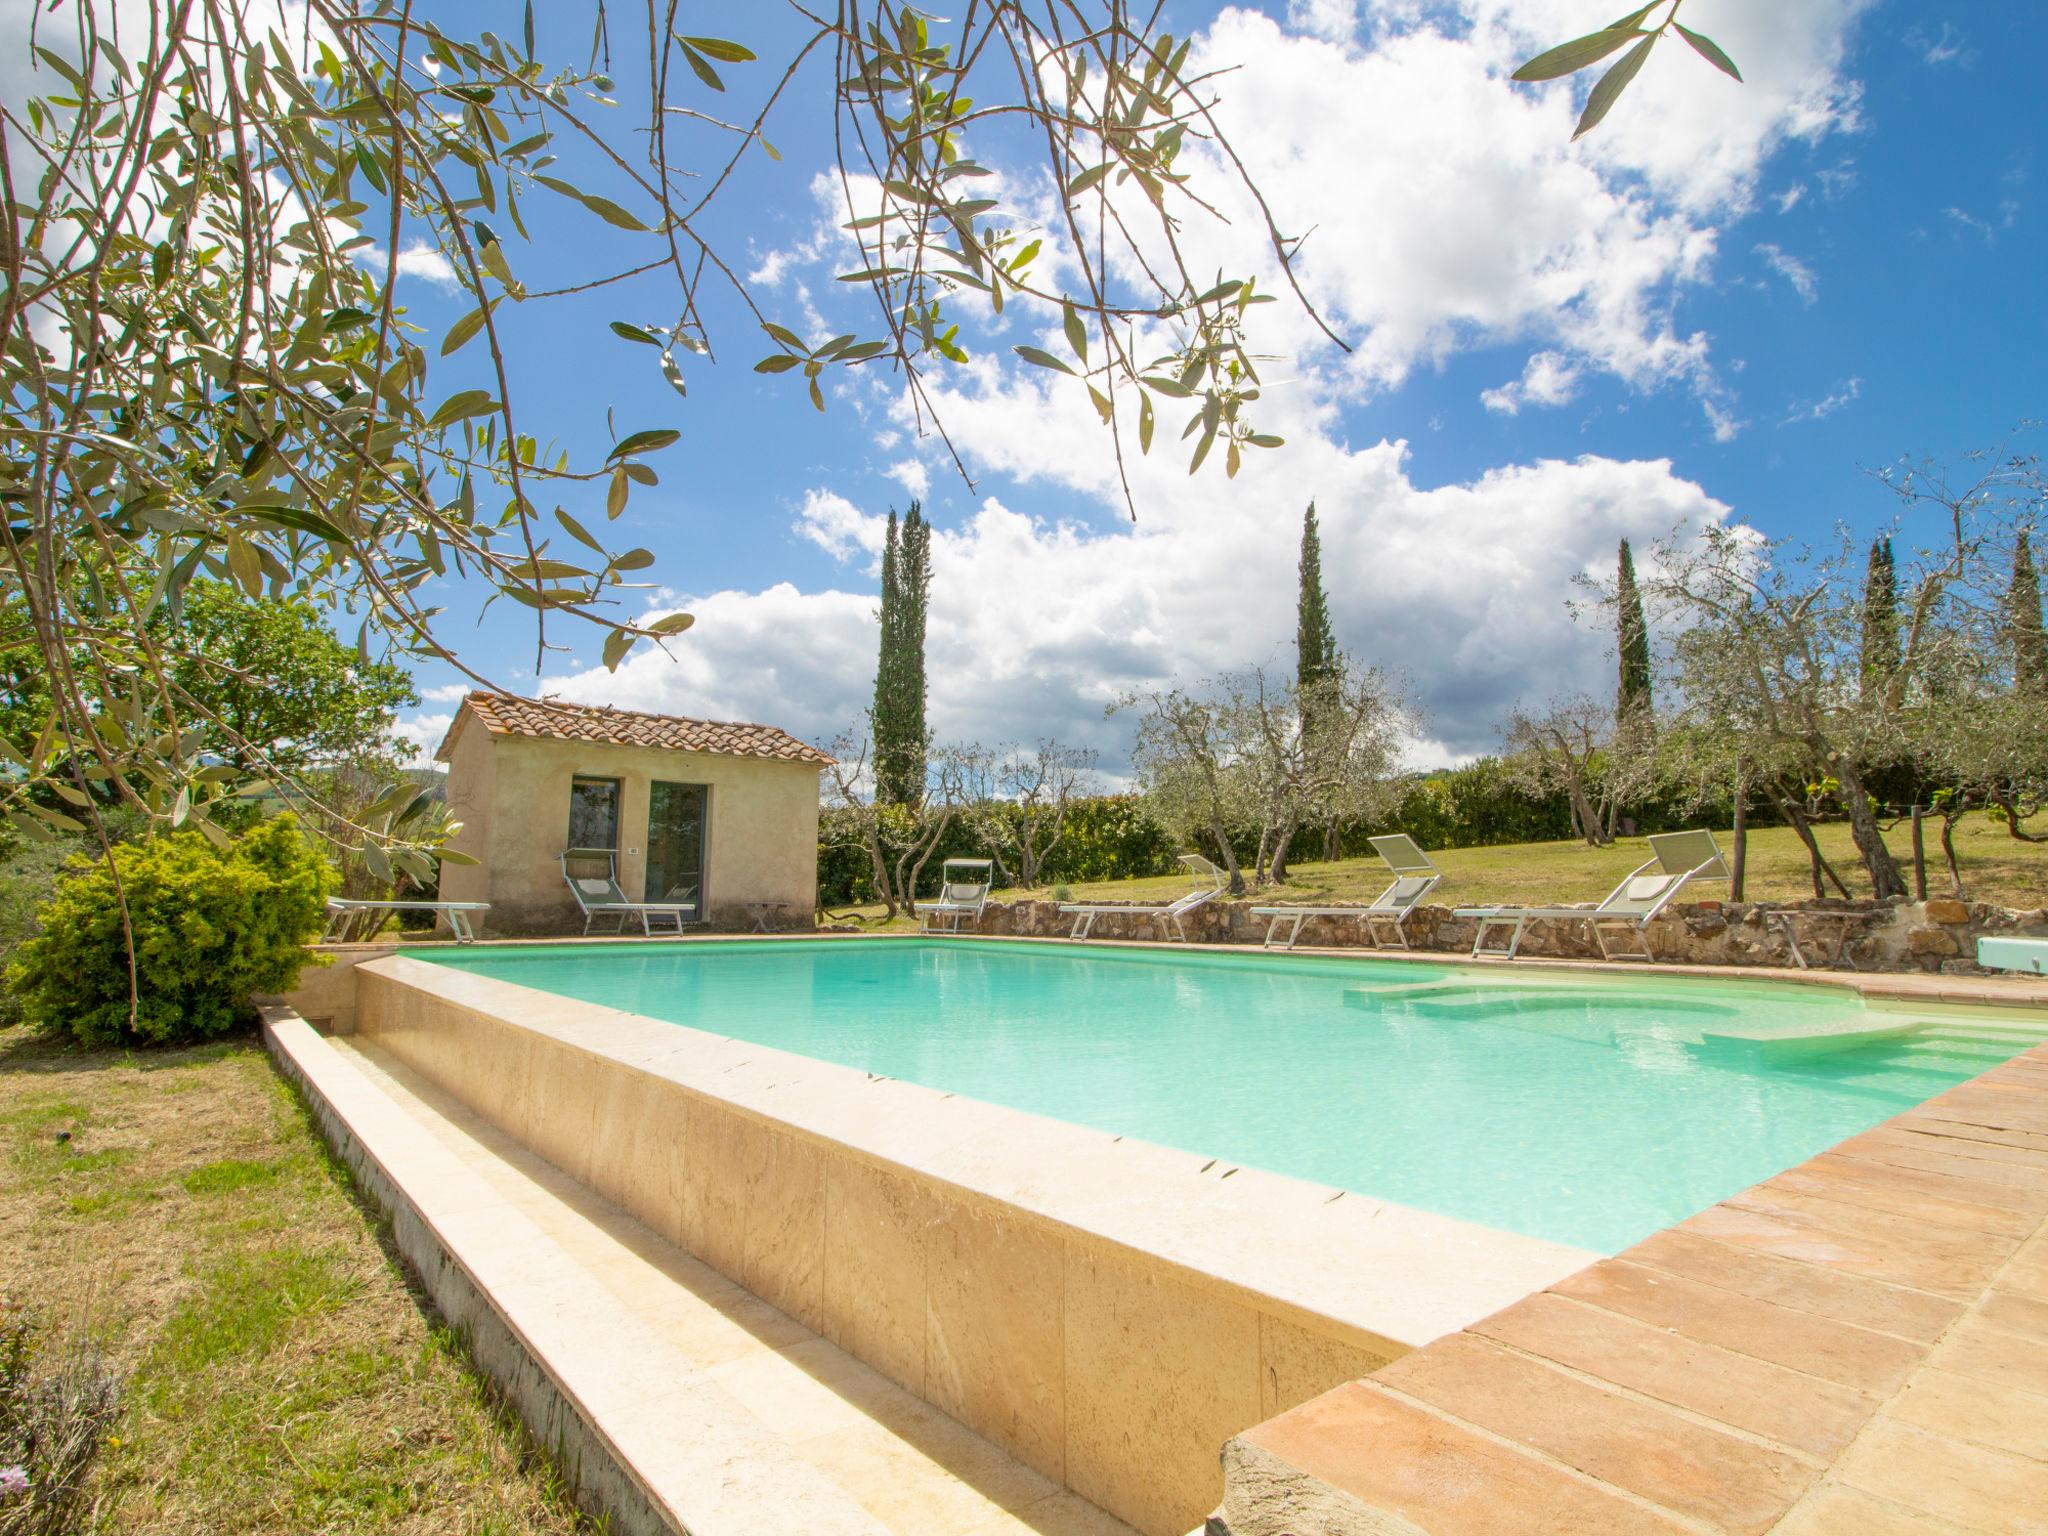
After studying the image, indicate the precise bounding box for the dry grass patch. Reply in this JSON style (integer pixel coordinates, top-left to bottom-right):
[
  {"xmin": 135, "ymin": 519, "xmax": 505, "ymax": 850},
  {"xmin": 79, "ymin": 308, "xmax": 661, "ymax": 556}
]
[{"xmin": 0, "ymin": 1029, "xmax": 594, "ymax": 1534}]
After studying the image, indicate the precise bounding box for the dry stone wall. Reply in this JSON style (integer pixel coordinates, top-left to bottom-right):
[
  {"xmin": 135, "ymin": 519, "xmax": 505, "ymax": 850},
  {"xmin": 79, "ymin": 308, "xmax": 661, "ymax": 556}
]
[{"xmin": 958, "ymin": 896, "xmax": 2048, "ymax": 975}]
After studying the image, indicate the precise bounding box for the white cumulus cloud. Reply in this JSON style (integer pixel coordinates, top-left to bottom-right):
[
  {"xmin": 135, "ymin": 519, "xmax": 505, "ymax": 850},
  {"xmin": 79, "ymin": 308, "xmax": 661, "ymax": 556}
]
[
  {"xmin": 1481, "ymin": 351, "xmax": 1582, "ymax": 415},
  {"xmin": 542, "ymin": 414, "xmax": 1730, "ymax": 766},
  {"xmin": 1754, "ymin": 242, "xmax": 1819, "ymax": 304}
]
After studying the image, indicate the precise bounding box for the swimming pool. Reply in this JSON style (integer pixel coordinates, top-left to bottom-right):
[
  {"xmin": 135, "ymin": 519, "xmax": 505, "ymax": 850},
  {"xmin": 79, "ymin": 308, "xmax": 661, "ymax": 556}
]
[{"xmin": 416, "ymin": 938, "xmax": 2038, "ymax": 1253}]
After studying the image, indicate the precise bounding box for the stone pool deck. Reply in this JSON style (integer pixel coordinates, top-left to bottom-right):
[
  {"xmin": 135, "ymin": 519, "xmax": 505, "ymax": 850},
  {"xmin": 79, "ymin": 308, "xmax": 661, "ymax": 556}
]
[{"xmin": 1215, "ymin": 1039, "xmax": 2048, "ymax": 1535}]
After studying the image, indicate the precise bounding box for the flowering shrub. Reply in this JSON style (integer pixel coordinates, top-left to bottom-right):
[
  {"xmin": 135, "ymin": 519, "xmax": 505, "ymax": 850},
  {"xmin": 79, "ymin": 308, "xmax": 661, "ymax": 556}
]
[
  {"xmin": 6, "ymin": 815, "xmax": 334, "ymax": 1047},
  {"xmin": 0, "ymin": 1311, "xmax": 121, "ymax": 1535}
]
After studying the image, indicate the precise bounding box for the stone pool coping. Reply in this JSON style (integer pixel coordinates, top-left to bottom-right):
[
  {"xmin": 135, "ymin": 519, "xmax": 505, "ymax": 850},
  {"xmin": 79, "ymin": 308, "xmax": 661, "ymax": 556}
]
[
  {"xmin": 347, "ymin": 951, "xmax": 1597, "ymax": 1535},
  {"xmin": 1214, "ymin": 1038, "xmax": 2048, "ymax": 1535}
]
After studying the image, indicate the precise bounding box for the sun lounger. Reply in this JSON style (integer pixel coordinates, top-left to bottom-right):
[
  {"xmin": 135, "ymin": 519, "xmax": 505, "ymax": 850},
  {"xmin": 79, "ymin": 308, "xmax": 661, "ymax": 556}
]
[
  {"xmin": 916, "ymin": 858, "xmax": 995, "ymax": 934},
  {"xmin": 1455, "ymin": 829, "xmax": 1730, "ymax": 961},
  {"xmin": 323, "ymin": 898, "xmax": 491, "ymax": 943},
  {"xmin": 1252, "ymin": 834, "xmax": 1443, "ymax": 950},
  {"xmin": 1061, "ymin": 854, "xmax": 1225, "ymax": 941},
  {"xmin": 561, "ymin": 849, "xmax": 695, "ymax": 936}
]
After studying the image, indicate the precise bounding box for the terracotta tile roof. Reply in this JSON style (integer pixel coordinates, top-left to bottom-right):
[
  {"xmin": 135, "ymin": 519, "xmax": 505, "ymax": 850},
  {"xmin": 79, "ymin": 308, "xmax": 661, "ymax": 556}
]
[{"xmin": 436, "ymin": 692, "xmax": 833, "ymax": 766}]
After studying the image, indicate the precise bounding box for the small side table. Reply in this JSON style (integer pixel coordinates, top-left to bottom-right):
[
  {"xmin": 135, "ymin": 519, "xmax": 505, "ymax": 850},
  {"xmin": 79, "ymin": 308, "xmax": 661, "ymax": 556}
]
[
  {"xmin": 745, "ymin": 902, "xmax": 796, "ymax": 933},
  {"xmin": 1771, "ymin": 909, "xmax": 1880, "ymax": 970}
]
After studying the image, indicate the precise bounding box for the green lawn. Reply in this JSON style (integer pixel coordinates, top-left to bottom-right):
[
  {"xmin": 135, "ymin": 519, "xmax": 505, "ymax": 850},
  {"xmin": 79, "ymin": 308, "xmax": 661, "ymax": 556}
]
[
  {"xmin": 841, "ymin": 816, "xmax": 2048, "ymax": 925},
  {"xmin": 0, "ymin": 1031, "xmax": 593, "ymax": 1534}
]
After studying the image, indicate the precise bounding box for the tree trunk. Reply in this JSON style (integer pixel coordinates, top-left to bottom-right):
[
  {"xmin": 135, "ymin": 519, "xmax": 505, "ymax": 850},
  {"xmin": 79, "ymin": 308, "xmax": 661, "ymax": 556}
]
[
  {"xmin": 1780, "ymin": 798, "xmax": 1851, "ymax": 899},
  {"xmin": 1210, "ymin": 819, "xmax": 1246, "ymax": 896},
  {"xmin": 1269, "ymin": 817, "xmax": 1298, "ymax": 886},
  {"xmin": 1940, "ymin": 810, "xmax": 1966, "ymax": 898},
  {"xmin": 1566, "ymin": 774, "xmax": 1605, "ymax": 847},
  {"xmin": 1910, "ymin": 805, "xmax": 1927, "ymax": 900},
  {"xmin": 1729, "ymin": 789, "xmax": 1747, "ymax": 901},
  {"xmin": 864, "ymin": 824, "xmax": 897, "ymax": 918},
  {"xmin": 897, "ymin": 808, "xmax": 954, "ymax": 914},
  {"xmin": 1833, "ymin": 760, "xmax": 1907, "ymax": 900},
  {"xmin": 1321, "ymin": 819, "xmax": 1341, "ymax": 862}
]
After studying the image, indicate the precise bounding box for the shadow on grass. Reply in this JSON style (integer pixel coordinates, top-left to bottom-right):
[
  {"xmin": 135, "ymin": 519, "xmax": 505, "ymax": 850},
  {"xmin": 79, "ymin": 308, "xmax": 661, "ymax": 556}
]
[
  {"xmin": 0, "ymin": 1022, "xmax": 255, "ymax": 1077},
  {"xmin": 267, "ymin": 1061, "xmax": 608, "ymax": 1533}
]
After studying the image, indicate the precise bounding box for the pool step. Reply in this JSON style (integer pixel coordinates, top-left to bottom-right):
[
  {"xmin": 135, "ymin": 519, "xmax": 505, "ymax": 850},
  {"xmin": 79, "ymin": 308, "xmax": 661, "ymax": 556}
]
[
  {"xmin": 270, "ymin": 1015, "xmax": 1129, "ymax": 1536},
  {"xmin": 1900, "ymin": 1028, "xmax": 2048, "ymax": 1056}
]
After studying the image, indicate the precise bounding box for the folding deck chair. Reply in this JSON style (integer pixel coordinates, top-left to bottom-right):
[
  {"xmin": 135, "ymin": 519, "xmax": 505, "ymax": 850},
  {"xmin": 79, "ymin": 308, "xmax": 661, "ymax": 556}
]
[
  {"xmin": 323, "ymin": 898, "xmax": 491, "ymax": 943},
  {"xmin": 1060, "ymin": 854, "xmax": 1225, "ymax": 941},
  {"xmin": 1455, "ymin": 829, "xmax": 1730, "ymax": 961},
  {"xmin": 1251, "ymin": 834, "xmax": 1444, "ymax": 951},
  {"xmin": 916, "ymin": 858, "xmax": 995, "ymax": 934},
  {"xmin": 561, "ymin": 848, "xmax": 696, "ymax": 936}
]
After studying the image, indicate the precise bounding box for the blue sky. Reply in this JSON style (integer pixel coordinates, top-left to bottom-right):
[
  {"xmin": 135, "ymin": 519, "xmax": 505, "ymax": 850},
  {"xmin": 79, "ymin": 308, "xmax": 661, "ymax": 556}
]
[{"xmin": 337, "ymin": 2, "xmax": 2042, "ymax": 768}]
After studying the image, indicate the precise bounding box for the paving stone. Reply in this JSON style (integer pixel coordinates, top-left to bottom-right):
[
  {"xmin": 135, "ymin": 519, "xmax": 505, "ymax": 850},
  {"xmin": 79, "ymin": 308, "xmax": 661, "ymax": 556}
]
[
  {"xmin": 1768, "ymin": 1154, "xmax": 2041, "ymax": 1230},
  {"xmin": 1998, "ymin": 1240, "xmax": 2048, "ymax": 1302},
  {"xmin": 1470, "ymin": 1294, "xmax": 1875, "ymax": 1459},
  {"xmin": 1823, "ymin": 1138, "xmax": 2048, "ymax": 1208},
  {"xmin": 1835, "ymin": 1417, "xmax": 2048, "ymax": 1531},
  {"xmin": 1885, "ymin": 1367, "xmax": 2048, "ymax": 1462},
  {"xmin": 1694, "ymin": 1187, "xmax": 2014, "ymax": 1298},
  {"xmin": 1929, "ymin": 1315, "xmax": 2048, "ymax": 1397},
  {"xmin": 1846, "ymin": 1124, "xmax": 2048, "ymax": 1173},
  {"xmin": 1240, "ymin": 1381, "xmax": 1695, "ymax": 1536},
  {"xmin": 1549, "ymin": 1260, "xmax": 1923, "ymax": 1394},
  {"xmin": 1909, "ymin": 1111, "xmax": 2048, "ymax": 1156},
  {"xmin": 1722, "ymin": 1185, "xmax": 2023, "ymax": 1267},
  {"xmin": 1977, "ymin": 1287, "xmax": 2048, "ymax": 1340},
  {"xmin": 1619, "ymin": 1230, "xmax": 1963, "ymax": 1344},
  {"xmin": 1768, "ymin": 1481, "xmax": 1979, "ymax": 1536},
  {"xmin": 1374, "ymin": 1332, "xmax": 1820, "ymax": 1533}
]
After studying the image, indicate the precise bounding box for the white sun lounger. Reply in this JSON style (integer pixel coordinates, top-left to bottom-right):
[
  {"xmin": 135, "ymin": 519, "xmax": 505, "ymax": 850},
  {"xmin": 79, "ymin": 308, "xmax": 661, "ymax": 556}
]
[
  {"xmin": 1455, "ymin": 829, "xmax": 1730, "ymax": 962},
  {"xmin": 561, "ymin": 849, "xmax": 695, "ymax": 936},
  {"xmin": 1060, "ymin": 854, "xmax": 1225, "ymax": 942},
  {"xmin": 1252, "ymin": 834, "xmax": 1443, "ymax": 951},
  {"xmin": 323, "ymin": 898, "xmax": 491, "ymax": 943},
  {"xmin": 916, "ymin": 858, "xmax": 995, "ymax": 934}
]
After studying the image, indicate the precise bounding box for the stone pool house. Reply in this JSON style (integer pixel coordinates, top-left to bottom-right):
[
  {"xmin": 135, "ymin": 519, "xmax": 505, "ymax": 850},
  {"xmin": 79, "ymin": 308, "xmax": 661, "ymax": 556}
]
[{"xmin": 433, "ymin": 691, "xmax": 830, "ymax": 933}]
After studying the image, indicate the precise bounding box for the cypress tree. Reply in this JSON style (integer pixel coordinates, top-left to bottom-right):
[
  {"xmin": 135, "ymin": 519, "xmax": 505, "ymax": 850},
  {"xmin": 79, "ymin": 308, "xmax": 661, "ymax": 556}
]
[
  {"xmin": 1860, "ymin": 536, "xmax": 1900, "ymax": 693},
  {"xmin": 2009, "ymin": 530, "xmax": 2048, "ymax": 693},
  {"xmin": 872, "ymin": 502, "xmax": 932, "ymax": 805},
  {"xmin": 1615, "ymin": 538, "xmax": 1652, "ymax": 720},
  {"xmin": 1296, "ymin": 503, "xmax": 1338, "ymax": 694},
  {"xmin": 873, "ymin": 508, "xmax": 899, "ymax": 733}
]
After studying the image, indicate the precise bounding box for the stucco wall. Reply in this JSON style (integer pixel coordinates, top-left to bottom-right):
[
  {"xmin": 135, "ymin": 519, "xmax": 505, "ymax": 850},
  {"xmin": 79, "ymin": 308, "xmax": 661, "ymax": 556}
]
[
  {"xmin": 436, "ymin": 714, "xmax": 495, "ymax": 911},
  {"xmin": 437, "ymin": 720, "xmax": 821, "ymax": 933}
]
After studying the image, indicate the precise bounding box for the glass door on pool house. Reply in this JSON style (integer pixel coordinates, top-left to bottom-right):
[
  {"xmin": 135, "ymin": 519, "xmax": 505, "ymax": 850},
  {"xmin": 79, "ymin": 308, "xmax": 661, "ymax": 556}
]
[{"xmin": 646, "ymin": 781, "xmax": 707, "ymax": 918}]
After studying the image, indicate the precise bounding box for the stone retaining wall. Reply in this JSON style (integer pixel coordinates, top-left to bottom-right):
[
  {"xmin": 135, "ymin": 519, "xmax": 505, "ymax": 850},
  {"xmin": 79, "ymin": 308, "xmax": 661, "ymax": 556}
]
[{"xmin": 962, "ymin": 896, "xmax": 2048, "ymax": 974}]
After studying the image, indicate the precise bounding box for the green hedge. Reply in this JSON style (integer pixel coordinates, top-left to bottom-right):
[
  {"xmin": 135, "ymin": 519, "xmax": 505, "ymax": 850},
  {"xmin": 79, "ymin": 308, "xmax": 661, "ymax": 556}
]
[
  {"xmin": 819, "ymin": 795, "xmax": 1180, "ymax": 905},
  {"xmin": 7, "ymin": 815, "xmax": 335, "ymax": 1047}
]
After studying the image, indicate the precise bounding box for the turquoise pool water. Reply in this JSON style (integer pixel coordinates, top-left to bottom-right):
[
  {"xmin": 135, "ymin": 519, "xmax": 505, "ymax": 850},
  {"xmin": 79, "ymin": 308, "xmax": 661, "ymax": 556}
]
[{"xmin": 416, "ymin": 939, "xmax": 2036, "ymax": 1253}]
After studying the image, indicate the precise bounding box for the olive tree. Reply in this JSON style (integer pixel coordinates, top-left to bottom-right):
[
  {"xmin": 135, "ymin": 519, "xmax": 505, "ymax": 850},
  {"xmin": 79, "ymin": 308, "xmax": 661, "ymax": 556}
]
[
  {"xmin": 0, "ymin": 0, "xmax": 1352, "ymax": 873},
  {"xmin": 1121, "ymin": 662, "xmax": 1411, "ymax": 891},
  {"xmin": 982, "ymin": 740, "xmax": 1097, "ymax": 891},
  {"xmin": 821, "ymin": 729, "xmax": 987, "ymax": 919},
  {"xmin": 1499, "ymin": 694, "xmax": 1618, "ymax": 848},
  {"xmin": 1249, "ymin": 664, "xmax": 1411, "ymax": 886},
  {"xmin": 1645, "ymin": 448, "xmax": 2042, "ymax": 900},
  {"xmin": 1118, "ymin": 681, "xmax": 1256, "ymax": 894},
  {"xmin": 0, "ymin": 0, "xmax": 1742, "ymax": 867}
]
